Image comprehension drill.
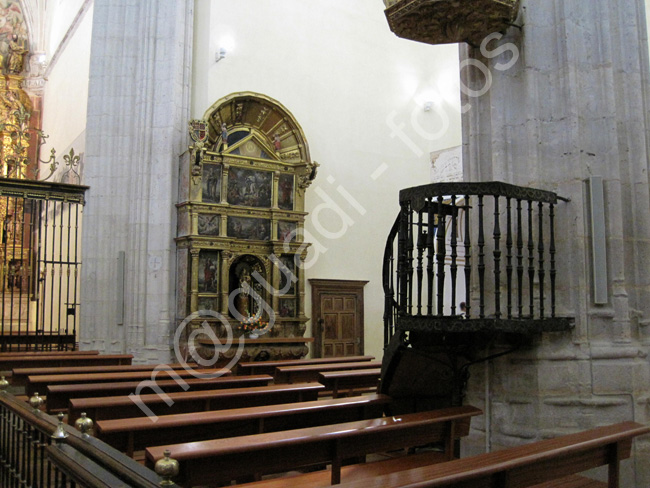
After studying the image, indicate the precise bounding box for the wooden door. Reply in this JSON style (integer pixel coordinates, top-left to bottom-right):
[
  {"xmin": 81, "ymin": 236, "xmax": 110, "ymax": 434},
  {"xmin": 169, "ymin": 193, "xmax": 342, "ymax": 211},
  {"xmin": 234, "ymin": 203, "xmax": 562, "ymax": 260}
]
[{"xmin": 310, "ymin": 279, "xmax": 368, "ymax": 358}]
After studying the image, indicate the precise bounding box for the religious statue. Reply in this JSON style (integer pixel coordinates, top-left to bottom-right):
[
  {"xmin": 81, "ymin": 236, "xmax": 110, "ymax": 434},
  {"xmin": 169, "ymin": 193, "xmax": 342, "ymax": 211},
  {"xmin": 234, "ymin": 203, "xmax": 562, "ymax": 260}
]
[
  {"xmin": 234, "ymin": 102, "xmax": 244, "ymax": 123},
  {"xmin": 221, "ymin": 123, "xmax": 229, "ymax": 151},
  {"xmin": 7, "ymin": 34, "xmax": 27, "ymax": 75},
  {"xmin": 188, "ymin": 119, "xmax": 208, "ymax": 177},
  {"xmin": 273, "ymin": 133, "xmax": 281, "ymax": 152},
  {"xmin": 1, "ymin": 85, "xmax": 23, "ymax": 114},
  {"xmin": 192, "ymin": 140, "xmax": 205, "ymax": 175},
  {"xmin": 236, "ymin": 267, "xmax": 252, "ymax": 317}
]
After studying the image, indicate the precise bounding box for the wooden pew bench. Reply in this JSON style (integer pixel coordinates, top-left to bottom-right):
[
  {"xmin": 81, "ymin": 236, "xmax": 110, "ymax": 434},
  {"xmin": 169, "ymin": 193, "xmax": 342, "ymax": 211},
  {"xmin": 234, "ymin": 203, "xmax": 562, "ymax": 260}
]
[
  {"xmin": 46, "ymin": 373, "xmax": 272, "ymax": 413},
  {"xmin": 0, "ymin": 354, "xmax": 133, "ymax": 372},
  {"xmin": 318, "ymin": 368, "xmax": 381, "ymax": 398},
  {"xmin": 68, "ymin": 382, "xmax": 325, "ymax": 425},
  {"xmin": 145, "ymin": 404, "xmax": 483, "ymax": 487},
  {"xmin": 97, "ymin": 393, "xmax": 392, "ymax": 457},
  {"xmin": 328, "ymin": 421, "xmax": 650, "ymax": 488},
  {"xmin": 11, "ymin": 363, "xmax": 190, "ymax": 388},
  {"xmin": 274, "ymin": 361, "xmax": 383, "ymax": 384},
  {"xmin": 25, "ymin": 367, "xmax": 216, "ymax": 396},
  {"xmin": 237, "ymin": 356, "xmax": 375, "ymax": 376},
  {"xmin": 239, "ymin": 451, "xmax": 464, "ymax": 488}
]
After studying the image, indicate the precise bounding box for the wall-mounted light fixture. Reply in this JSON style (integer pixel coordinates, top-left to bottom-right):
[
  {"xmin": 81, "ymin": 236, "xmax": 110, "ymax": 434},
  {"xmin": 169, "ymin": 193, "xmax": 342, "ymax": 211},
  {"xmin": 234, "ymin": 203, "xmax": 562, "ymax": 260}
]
[{"xmin": 215, "ymin": 47, "xmax": 227, "ymax": 63}]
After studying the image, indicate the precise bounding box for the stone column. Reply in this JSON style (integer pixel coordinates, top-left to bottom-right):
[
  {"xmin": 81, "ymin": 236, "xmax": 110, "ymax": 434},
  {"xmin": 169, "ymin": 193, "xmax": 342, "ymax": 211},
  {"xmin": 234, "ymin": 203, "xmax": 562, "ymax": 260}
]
[
  {"xmin": 461, "ymin": 1, "xmax": 650, "ymax": 485},
  {"xmin": 80, "ymin": 0, "xmax": 193, "ymax": 364}
]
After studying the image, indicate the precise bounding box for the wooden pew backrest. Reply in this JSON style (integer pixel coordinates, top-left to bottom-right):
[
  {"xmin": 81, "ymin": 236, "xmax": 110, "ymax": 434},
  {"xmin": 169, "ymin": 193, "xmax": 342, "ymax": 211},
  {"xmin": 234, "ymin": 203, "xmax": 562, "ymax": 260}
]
[
  {"xmin": 0, "ymin": 354, "xmax": 133, "ymax": 372},
  {"xmin": 331, "ymin": 421, "xmax": 650, "ymax": 488},
  {"xmin": 145, "ymin": 404, "xmax": 482, "ymax": 486},
  {"xmin": 11, "ymin": 363, "xmax": 190, "ymax": 387},
  {"xmin": 237, "ymin": 356, "xmax": 375, "ymax": 376},
  {"xmin": 274, "ymin": 361, "xmax": 383, "ymax": 384},
  {"xmin": 68, "ymin": 382, "xmax": 325, "ymax": 425},
  {"xmin": 46, "ymin": 373, "xmax": 271, "ymax": 413},
  {"xmin": 97, "ymin": 393, "xmax": 392, "ymax": 456},
  {"xmin": 25, "ymin": 367, "xmax": 221, "ymax": 396},
  {"xmin": 318, "ymin": 368, "xmax": 381, "ymax": 397}
]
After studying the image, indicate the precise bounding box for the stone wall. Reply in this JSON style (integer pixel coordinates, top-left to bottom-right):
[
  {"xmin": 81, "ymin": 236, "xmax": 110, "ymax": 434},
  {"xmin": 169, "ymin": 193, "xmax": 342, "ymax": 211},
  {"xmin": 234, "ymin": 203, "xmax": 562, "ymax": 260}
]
[{"xmin": 461, "ymin": 1, "xmax": 650, "ymax": 486}]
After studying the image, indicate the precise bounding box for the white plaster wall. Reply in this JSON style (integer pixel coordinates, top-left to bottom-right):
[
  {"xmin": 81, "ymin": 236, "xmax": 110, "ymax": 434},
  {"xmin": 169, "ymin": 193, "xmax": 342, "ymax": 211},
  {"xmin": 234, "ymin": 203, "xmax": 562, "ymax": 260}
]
[
  {"xmin": 45, "ymin": 0, "xmax": 90, "ymax": 55},
  {"xmin": 40, "ymin": 3, "xmax": 92, "ymax": 159},
  {"xmin": 193, "ymin": 0, "xmax": 463, "ymax": 359}
]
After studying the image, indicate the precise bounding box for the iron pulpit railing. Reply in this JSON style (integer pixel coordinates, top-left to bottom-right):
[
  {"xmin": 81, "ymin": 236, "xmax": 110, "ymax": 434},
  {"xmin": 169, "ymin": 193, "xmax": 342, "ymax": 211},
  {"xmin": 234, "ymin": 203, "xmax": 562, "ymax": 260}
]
[
  {"xmin": 381, "ymin": 181, "xmax": 574, "ymax": 412},
  {"xmin": 383, "ymin": 181, "xmax": 574, "ymax": 345}
]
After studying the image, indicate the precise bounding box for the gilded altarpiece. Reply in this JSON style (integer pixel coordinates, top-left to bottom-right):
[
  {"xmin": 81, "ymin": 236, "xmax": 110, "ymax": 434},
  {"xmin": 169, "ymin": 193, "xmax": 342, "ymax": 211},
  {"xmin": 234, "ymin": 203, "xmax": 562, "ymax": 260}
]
[{"xmin": 176, "ymin": 93, "xmax": 318, "ymax": 363}]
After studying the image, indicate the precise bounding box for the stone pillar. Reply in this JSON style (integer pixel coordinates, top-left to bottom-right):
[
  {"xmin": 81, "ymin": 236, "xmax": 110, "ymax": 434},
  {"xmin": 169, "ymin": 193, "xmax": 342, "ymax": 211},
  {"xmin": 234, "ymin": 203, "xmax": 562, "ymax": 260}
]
[
  {"xmin": 80, "ymin": 0, "xmax": 193, "ymax": 364},
  {"xmin": 462, "ymin": 1, "xmax": 650, "ymax": 485}
]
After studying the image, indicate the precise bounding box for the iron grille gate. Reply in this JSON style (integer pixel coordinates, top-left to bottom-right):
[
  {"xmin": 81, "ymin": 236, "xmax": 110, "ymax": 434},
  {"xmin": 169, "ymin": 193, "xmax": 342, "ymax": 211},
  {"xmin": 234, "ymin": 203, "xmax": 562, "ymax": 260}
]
[{"xmin": 0, "ymin": 179, "xmax": 87, "ymax": 351}]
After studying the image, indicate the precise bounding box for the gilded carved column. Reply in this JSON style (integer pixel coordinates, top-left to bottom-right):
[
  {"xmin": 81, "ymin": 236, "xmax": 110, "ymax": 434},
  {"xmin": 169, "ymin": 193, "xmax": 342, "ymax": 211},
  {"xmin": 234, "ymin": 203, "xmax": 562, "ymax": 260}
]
[
  {"xmin": 270, "ymin": 255, "xmax": 281, "ymax": 316},
  {"xmin": 297, "ymin": 252, "xmax": 307, "ymax": 318},
  {"xmin": 189, "ymin": 249, "xmax": 200, "ymax": 313},
  {"xmin": 272, "ymin": 170, "xmax": 280, "ymax": 209},
  {"xmin": 221, "ymin": 163, "xmax": 229, "ymax": 205},
  {"xmin": 220, "ymin": 251, "xmax": 231, "ymax": 315}
]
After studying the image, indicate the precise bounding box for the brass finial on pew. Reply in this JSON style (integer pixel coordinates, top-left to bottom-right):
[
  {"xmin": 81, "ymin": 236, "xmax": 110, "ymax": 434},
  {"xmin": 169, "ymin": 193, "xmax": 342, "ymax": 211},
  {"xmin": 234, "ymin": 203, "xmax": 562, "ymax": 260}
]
[
  {"xmin": 52, "ymin": 412, "xmax": 69, "ymax": 443},
  {"xmin": 75, "ymin": 412, "xmax": 93, "ymax": 436},
  {"xmin": 0, "ymin": 376, "xmax": 9, "ymax": 391},
  {"xmin": 155, "ymin": 449, "xmax": 179, "ymax": 486},
  {"xmin": 29, "ymin": 392, "xmax": 44, "ymax": 411}
]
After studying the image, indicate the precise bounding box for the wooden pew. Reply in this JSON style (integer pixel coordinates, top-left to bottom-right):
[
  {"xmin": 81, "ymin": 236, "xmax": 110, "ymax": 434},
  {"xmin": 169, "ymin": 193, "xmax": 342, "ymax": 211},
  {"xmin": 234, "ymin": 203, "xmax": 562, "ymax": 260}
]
[
  {"xmin": 97, "ymin": 393, "xmax": 392, "ymax": 457},
  {"xmin": 237, "ymin": 356, "xmax": 375, "ymax": 376},
  {"xmin": 68, "ymin": 382, "xmax": 325, "ymax": 425},
  {"xmin": 241, "ymin": 454, "xmax": 462, "ymax": 488},
  {"xmin": 46, "ymin": 373, "xmax": 272, "ymax": 413},
  {"xmin": 0, "ymin": 354, "xmax": 133, "ymax": 372},
  {"xmin": 11, "ymin": 363, "xmax": 191, "ymax": 387},
  {"xmin": 26, "ymin": 367, "xmax": 218, "ymax": 396},
  {"xmin": 318, "ymin": 368, "xmax": 381, "ymax": 398},
  {"xmin": 328, "ymin": 421, "xmax": 650, "ymax": 488},
  {"xmin": 145, "ymin": 405, "xmax": 482, "ymax": 487},
  {"xmin": 274, "ymin": 361, "xmax": 383, "ymax": 384}
]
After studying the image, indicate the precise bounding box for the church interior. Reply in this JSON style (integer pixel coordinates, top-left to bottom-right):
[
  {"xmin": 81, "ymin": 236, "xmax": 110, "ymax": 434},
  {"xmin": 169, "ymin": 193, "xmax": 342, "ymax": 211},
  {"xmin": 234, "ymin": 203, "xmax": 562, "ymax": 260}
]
[{"xmin": 0, "ymin": 0, "xmax": 650, "ymax": 486}]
